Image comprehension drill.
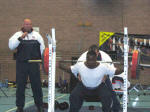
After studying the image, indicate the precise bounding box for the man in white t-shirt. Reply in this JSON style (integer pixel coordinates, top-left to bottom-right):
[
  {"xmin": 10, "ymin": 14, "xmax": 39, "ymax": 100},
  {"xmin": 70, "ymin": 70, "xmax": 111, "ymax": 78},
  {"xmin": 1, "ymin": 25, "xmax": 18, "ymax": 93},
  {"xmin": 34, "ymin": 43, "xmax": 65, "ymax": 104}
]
[
  {"xmin": 77, "ymin": 45, "xmax": 121, "ymax": 112},
  {"xmin": 59, "ymin": 50, "xmax": 122, "ymax": 112}
]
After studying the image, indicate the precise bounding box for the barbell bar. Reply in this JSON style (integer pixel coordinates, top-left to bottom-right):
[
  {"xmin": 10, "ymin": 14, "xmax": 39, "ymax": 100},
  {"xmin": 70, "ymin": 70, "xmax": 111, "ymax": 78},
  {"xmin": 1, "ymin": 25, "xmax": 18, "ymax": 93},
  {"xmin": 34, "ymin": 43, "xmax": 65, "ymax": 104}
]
[
  {"xmin": 28, "ymin": 48, "xmax": 150, "ymax": 78},
  {"xmin": 28, "ymin": 59, "xmax": 120, "ymax": 63},
  {"xmin": 28, "ymin": 47, "xmax": 121, "ymax": 75}
]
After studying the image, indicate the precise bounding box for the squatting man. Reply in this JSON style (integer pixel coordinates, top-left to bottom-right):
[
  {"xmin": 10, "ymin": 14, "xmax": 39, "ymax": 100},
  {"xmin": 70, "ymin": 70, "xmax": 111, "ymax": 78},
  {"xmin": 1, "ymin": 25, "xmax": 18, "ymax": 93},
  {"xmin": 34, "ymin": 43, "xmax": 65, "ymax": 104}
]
[{"xmin": 59, "ymin": 50, "xmax": 123, "ymax": 112}]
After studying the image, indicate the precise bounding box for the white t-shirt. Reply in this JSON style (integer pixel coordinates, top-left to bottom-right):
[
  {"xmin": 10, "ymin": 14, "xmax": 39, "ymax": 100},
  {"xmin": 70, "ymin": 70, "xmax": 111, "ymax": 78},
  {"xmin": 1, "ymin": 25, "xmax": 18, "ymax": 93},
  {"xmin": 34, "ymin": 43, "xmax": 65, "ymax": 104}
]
[
  {"xmin": 71, "ymin": 62, "xmax": 116, "ymax": 88},
  {"xmin": 77, "ymin": 50, "xmax": 115, "ymax": 77}
]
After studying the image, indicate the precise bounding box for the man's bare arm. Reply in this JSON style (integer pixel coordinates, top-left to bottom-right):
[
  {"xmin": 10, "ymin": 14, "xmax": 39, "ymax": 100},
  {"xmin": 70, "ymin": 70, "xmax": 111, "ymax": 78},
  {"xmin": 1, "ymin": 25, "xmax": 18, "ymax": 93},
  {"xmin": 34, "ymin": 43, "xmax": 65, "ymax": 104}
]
[
  {"xmin": 114, "ymin": 63, "xmax": 124, "ymax": 75},
  {"xmin": 59, "ymin": 61, "xmax": 72, "ymax": 73}
]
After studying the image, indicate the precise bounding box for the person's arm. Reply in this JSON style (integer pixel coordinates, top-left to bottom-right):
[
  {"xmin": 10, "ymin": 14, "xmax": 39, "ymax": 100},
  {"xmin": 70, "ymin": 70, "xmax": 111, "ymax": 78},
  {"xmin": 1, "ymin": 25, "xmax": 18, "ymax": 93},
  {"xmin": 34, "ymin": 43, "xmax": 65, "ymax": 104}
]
[
  {"xmin": 9, "ymin": 31, "xmax": 28, "ymax": 50},
  {"xmin": 59, "ymin": 61, "xmax": 72, "ymax": 73},
  {"xmin": 77, "ymin": 51, "xmax": 87, "ymax": 63},
  {"xmin": 100, "ymin": 50, "xmax": 123, "ymax": 75},
  {"xmin": 106, "ymin": 63, "xmax": 123, "ymax": 76},
  {"xmin": 8, "ymin": 32, "xmax": 21, "ymax": 50},
  {"xmin": 104, "ymin": 64, "xmax": 116, "ymax": 77},
  {"xmin": 114, "ymin": 63, "xmax": 124, "ymax": 75},
  {"xmin": 59, "ymin": 60, "xmax": 80, "ymax": 78},
  {"xmin": 77, "ymin": 74, "xmax": 81, "ymax": 81}
]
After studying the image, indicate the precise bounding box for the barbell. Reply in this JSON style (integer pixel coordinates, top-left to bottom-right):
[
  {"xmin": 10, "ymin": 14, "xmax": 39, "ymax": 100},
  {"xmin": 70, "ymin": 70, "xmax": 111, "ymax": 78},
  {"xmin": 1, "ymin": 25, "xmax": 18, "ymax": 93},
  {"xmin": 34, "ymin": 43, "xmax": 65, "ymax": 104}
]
[
  {"xmin": 28, "ymin": 48, "xmax": 121, "ymax": 75},
  {"xmin": 28, "ymin": 48, "xmax": 150, "ymax": 78},
  {"xmin": 131, "ymin": 50, "xmax": 150, "ymax": 79}
]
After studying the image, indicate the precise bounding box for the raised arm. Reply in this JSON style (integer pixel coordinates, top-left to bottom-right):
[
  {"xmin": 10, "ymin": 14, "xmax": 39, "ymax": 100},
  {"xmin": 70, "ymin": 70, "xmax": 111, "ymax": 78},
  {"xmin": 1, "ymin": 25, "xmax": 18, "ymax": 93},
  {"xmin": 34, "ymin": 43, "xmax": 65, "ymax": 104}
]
[
  {"xmin": 59, "ymin": 60, "xmax": 72, "ymax": 73},
  {"xmin": 114, "ymin": 63, "xmax": 124, "ymax": 75},
  {"xmin": 104, "ymin": 63, "xmax": 123, "ymax": 77}
]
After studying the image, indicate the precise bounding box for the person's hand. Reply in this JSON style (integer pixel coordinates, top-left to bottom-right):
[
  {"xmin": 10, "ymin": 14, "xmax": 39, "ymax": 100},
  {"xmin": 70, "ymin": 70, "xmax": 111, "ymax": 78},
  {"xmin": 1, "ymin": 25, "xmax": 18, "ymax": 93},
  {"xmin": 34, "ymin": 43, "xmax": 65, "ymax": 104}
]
[
  {"xmin": 78, "ymin": 74, "xmax": 81, "ymax": 81},
  {"xmin": 102, "ymin": 75, "xmax": 107, "ymax": 82},
  {"xmin": 21, "ymin": 32, "xmax": 28, "ymax": 38}
]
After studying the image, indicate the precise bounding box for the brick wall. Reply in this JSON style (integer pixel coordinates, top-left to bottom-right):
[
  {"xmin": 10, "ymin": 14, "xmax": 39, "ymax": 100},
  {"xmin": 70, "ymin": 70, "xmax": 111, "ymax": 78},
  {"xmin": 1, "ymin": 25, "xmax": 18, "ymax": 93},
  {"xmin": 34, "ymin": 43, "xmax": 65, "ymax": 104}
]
[{"xmin": 0, "ymin": 0, "xmax": 150, "ymax": 84}]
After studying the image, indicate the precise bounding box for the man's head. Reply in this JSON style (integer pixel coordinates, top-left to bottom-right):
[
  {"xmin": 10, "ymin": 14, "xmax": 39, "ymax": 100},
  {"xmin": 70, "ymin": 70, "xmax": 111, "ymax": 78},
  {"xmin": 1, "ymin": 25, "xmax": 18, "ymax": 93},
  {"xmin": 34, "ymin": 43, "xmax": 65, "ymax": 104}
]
[
  {"xmin": 22, "ymin": 19, "xmax": 32, "ymax": 32},
  {"xmin": 86, "ymin": 50, "xmax": 97, "ymax": 68},
  {"xmin": 88, "ymin": 45, "xmax": 99, "ymax": 56}
]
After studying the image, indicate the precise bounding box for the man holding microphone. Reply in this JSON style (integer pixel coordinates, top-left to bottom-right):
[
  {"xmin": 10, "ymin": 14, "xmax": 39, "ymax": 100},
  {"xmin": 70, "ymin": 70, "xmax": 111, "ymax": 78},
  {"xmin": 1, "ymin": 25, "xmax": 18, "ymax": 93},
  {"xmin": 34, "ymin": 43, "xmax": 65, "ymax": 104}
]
[{"xmin": 9, "ymin": 19, "xmax": 45, "ymax": 112}]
